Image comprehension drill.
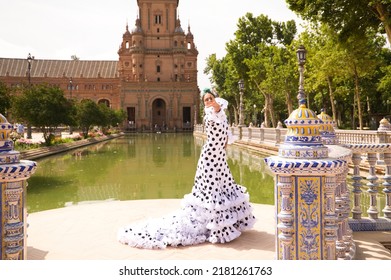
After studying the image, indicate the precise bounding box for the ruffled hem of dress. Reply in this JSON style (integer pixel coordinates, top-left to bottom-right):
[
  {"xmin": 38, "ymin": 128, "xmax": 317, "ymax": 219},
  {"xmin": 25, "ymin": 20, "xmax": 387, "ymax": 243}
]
[
  {"xmin": 117, "ymin": 197, "xmax": 256, "ymax": 249},
  {"xmin": 117, "ymin": 211, "xmax": 209, "ymax": 249},
  {"xmin": 180, "ymin": 189, "xmax": 256, "ymax": 233},
  {"xmin": 181, "ymin": 184, "xmax": 251, "ymax": 212}
]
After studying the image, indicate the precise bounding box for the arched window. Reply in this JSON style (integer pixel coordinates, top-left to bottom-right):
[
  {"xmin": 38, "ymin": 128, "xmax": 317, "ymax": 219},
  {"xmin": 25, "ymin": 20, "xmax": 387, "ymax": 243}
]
[{"xmin": 98, "ymin": 99, "xmax": 110, "ymax": 107}]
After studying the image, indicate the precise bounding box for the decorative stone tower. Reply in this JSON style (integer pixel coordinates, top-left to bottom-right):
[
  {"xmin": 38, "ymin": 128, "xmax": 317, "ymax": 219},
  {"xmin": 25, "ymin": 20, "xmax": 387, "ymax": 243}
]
[
  {"xmin": 265, "ymin": 100, "xmax": 350, "ymax": 259},
  {"xmin": 117, "ymin": 0, "xmax": 200, "ymax": 131},
  {"xmin": 317, "ymin": 109, "xmax": 338, "ymax": 145},
  {"xmin": 0, "ymin": 114, "xmax": 37, "ymax": 259}
]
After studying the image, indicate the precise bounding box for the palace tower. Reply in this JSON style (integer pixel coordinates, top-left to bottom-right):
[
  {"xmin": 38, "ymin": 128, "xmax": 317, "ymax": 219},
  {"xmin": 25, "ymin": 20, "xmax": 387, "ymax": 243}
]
[{"xmin": 118, "ymin": 0, "xmax": 199, "ymax": 130}]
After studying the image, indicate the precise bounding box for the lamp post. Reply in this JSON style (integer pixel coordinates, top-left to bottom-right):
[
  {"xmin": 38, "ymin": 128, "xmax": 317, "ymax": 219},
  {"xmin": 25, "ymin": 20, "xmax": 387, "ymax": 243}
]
[
  {"xmin": 27, "ymin": 53, "xmax": 34, "ymax": 85},
  {"xmin": 296, "ymin": 45, "xmax": 307, "ymax": 102},
  {"xmin": 238, "ymin": 79, "xmax": 245, "ymax": 127},
  {"xmin": 26, "ymin": 53, "xmax": 34, "ymax": 139},
  {"xmin": 69, "ymin": 77, "xmax": 73, "ymax": 98}
]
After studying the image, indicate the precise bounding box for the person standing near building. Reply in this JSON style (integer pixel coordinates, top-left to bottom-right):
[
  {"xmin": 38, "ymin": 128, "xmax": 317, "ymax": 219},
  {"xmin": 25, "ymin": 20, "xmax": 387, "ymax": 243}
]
[
  {"xmin": 117, "ymin": 88, "xmax": 255, "ymax": 249},
  {"xmin": 16, "ymin": 123, "xmax": 24, "ymax": 137}
]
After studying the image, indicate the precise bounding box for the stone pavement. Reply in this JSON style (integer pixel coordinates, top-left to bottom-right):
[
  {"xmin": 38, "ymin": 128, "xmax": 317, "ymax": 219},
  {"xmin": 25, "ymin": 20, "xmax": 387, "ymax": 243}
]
[{"xmin": 26, "ymin": 199, "xmax": 391, "ymax": 260}]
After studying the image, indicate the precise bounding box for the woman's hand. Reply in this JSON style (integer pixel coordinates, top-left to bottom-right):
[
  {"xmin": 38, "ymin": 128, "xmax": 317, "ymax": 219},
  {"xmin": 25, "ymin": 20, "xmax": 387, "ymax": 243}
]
[{"xmin": 206, "ymin": 99, "xmax": 221, "ymax": 113}]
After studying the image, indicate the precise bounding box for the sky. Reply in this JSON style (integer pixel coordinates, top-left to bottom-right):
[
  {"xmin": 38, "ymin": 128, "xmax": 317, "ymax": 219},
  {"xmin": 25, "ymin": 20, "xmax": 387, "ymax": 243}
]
[{"xmin": 0, "ymin": 0, "xmax": 303, "ymax": 89}]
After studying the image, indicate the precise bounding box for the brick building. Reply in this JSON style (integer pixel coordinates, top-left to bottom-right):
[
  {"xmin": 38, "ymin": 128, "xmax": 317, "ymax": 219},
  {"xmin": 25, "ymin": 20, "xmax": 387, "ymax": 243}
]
[{"xmin": 0, "ymin": 0, "xmax": 200, "ymax": 132}]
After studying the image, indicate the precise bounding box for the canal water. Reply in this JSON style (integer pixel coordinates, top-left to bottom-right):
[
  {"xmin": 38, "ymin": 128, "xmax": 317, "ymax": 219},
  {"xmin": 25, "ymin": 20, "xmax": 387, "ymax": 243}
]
[{"xmin": 27, "ymin": 133, "xmax": 275, "ymax": 213}]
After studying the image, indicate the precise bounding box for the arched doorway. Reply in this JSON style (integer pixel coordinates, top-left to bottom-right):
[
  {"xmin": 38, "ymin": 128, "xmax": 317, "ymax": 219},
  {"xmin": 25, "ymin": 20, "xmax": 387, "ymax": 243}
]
[{"xmin": 152, "ymin": 98, "xmax": 166, "ymax": 130}]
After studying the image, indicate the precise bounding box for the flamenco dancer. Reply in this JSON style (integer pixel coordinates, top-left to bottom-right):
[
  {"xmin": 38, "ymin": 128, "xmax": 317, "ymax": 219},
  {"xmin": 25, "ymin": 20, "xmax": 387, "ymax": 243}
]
[{"xmin": 117, "ymin": 88, "xmax": 256, "ymax": 249}]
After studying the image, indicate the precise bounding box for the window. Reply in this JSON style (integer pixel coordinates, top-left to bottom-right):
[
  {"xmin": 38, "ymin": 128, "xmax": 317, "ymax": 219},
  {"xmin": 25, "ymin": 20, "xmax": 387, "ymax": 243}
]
[
  {"xmin": 157, "ymin": 65, "xmax": 161, "ymax": 73},
  {"xmin": 155, "ymin": 15, "xmax": 162, "ymax": 24}
]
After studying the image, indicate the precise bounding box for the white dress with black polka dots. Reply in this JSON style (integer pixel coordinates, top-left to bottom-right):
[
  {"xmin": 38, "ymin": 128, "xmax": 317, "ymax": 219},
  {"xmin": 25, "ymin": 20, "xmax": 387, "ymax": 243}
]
[{"xmin": 117, "ymin": 98, "xmax": 256, "ymax": 249}]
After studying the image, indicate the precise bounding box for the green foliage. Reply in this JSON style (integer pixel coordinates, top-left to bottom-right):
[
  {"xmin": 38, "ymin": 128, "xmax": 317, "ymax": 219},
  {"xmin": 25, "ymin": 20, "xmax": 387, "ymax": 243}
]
[
  {"xmin": 75, "ymin": 100, "xmax": 124, "ymax": 138},
  {"xmin": 0, "ymin": 81, "xmax": 12, "ymax": 114},
  {"xmin": 205, "ymin": 13, "xmax": 299, "ymax": 127},
  {"xmin": 298, "ymin": 21, "xmax": 387, "ymax": 128},
  {"xmin": 286, "ymin": 0, "xmax": 391, "ymax": 43},
  {"xmin": 204, "ymin": 7, "xmax": 391, "ymax": 129},
  {"xmin": 76, "ymin": 99, "xmax": 104, "ymax": 138},
  {"xmin": 12, "ymin": 84, "xmax": 75, "ymax": 145}
]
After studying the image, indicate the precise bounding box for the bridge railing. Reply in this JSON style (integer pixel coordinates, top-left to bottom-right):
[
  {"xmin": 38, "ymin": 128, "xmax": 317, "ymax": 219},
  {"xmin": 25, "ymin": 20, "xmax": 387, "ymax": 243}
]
[{"xmin": 194, "ymin": 124, "xmax": 391, "ymax": 231}]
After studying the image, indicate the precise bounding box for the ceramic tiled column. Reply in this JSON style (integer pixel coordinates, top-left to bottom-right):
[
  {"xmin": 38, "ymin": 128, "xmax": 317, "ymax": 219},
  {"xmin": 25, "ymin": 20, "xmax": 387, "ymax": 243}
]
[
  {"xmin": 0, "ymin": 114, "xmax": 37, "ymax": 260},
  {"xmin": 265, "ymin": 100, "xmax": 349, "ymax": 260}
]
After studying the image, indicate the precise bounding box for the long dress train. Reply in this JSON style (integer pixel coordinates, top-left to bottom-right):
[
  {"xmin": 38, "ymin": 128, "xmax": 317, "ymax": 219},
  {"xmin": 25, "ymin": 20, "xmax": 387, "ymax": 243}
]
[{"xmin": 117, "ymin": 98, "xmax": 256, "ymax": 249}]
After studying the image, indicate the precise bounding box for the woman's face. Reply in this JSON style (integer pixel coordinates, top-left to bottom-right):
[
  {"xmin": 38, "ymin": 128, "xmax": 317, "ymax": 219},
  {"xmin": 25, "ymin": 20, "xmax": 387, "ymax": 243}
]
[{"xmin": 203, "ymin": 93, "xmax": 215, "ymax": 107}]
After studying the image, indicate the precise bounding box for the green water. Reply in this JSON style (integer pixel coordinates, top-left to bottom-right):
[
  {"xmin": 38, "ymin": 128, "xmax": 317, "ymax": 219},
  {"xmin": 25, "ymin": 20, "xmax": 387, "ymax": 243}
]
[{"xmin": 27, "ymin": 133, "xmax": 275, "ymax": 213}]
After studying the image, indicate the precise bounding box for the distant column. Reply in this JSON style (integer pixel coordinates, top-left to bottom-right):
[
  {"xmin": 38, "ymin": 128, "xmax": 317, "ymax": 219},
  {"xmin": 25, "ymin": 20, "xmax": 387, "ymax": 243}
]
[{"xmin": 0, "ymin": 114, "xmax": 37, "ymax": 260}]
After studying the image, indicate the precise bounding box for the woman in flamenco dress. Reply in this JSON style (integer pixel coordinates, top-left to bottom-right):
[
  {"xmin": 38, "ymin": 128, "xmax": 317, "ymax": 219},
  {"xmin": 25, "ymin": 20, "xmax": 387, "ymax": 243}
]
[{"xmin": 117, "ymin": 88, "xmax": 256, "ymax": 249}]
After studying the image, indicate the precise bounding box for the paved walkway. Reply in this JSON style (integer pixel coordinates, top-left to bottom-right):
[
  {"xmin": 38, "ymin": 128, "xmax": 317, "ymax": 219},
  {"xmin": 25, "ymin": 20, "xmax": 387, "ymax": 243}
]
[{"xmin": 26, "ymin": 199, "xmax": 391, "ymax": 260}]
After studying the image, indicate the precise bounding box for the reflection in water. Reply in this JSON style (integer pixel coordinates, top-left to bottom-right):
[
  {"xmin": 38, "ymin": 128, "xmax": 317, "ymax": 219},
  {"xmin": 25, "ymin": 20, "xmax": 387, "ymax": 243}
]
[
  {"xmin": 27, "ymin": 134, "xmax": 274, "ymax": 213},
  {"xmin": 127, "ymin": 138, "xmax": 136, "ymax": 158},
  {"xmin": 152, "ymin": 134, "xmax": 167, "ymax": 167},
  {"xmin": 183, "ymin": 135, "xmax": 192, "ymax": 157}
]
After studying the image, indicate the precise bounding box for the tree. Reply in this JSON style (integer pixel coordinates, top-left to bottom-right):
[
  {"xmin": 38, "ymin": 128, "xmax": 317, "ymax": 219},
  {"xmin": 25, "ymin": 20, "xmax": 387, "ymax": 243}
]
[
  {"xmin": 299, "ymin": 24, "xmax": 349, "ymax": 125},
  {"xmin": 225, "ymin": 13, "xmax": 297, "ymax": 127},
  {"xmin": 76, "ymin": 99, "xmax": 105, "ymax": 138},
  {"xmin": 12, "ymin": 84, "xmax": 75, "ymax": 145},
  {"xmin": 97, "ymin": 103, "xmax": 126, "ymax": 132},
  {"xmin": 0, "ymin": 82, "xmax": 11, "ymax": 115},
  {"xmin": 297, "ymin": 21, "xmax": 386, "ymax": 129},
  {"xmin": 377, "ymin": 50, "xmax": 391, "ymax": 115},
  {"xmin": 76, "ymin": 100, "xmax": 126, "ymax": 137},
  {"xmin": 204, "ymin": 53, "xmax": 243, "ymax": 124},
  {"xmin": 286, "ymin": 0, "xmax": 391, "ymax": 45}
]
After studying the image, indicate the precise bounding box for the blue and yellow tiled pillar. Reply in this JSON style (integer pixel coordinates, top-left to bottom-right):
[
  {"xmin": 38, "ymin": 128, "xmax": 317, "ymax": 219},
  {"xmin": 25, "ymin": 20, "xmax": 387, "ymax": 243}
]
[
  {"xmin": 265, "ymin": 100, "xmax": 348, "ymax": 260},
  {"xmin": 0, "ymin": 114, "xmax": 37, "ymax": 260}
]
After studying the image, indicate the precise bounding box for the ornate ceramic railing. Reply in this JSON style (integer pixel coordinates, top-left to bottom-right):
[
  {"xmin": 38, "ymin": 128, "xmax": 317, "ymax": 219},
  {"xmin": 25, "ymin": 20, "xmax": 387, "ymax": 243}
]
[
  {"xmin": 196, "ymin": 123, "xmax": 391, "ymax": 144},
  {"xmin": 335, "ymin": 129, "xmax": 391, "ymax": 145},
  {"xmin": 343, "ymin": 144, "xmax": 391, "ymax": 231},
  {"xmin": 194, "ymin": 123, "xmax": 391, "ymax": 232}
]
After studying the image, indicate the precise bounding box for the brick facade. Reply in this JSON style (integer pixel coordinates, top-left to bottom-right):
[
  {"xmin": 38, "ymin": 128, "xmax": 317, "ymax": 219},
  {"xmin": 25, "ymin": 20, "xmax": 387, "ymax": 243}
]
[{"xmin": 0, "ymin": 0, "xmax": 200, "ymax": 132}]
